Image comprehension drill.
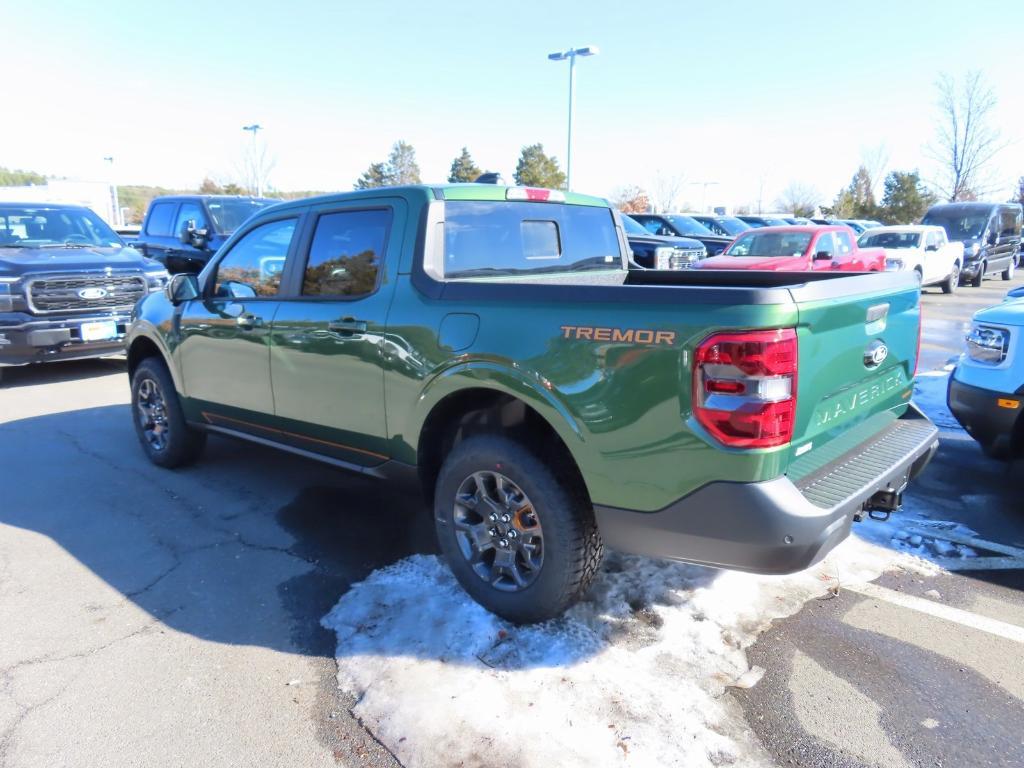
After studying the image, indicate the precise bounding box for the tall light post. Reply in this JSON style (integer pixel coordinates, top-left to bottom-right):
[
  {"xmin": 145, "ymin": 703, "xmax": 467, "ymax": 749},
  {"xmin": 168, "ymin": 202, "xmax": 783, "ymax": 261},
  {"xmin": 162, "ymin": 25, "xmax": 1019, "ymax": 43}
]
[
  {"xmin": 688, "ymin": 180, "xmax": 720, "ymax": 213},
  {"xmin": 103, "ymin": 156, "xmax": 122, "ymax": 227},
  {"xmin": 547, "ymin": 45, "xmax": 599, "ymax": 191},
  {"xmin": 242, "ymin": 124, "xmax": 263, "ymax": 196}
]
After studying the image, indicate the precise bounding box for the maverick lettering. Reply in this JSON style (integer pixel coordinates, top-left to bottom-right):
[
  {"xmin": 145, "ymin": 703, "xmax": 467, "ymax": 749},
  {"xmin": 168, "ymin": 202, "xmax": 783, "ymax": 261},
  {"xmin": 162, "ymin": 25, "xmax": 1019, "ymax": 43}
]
[{"xmin": 815, "ymin": 372, "xmax": 906, "ymax": 427}]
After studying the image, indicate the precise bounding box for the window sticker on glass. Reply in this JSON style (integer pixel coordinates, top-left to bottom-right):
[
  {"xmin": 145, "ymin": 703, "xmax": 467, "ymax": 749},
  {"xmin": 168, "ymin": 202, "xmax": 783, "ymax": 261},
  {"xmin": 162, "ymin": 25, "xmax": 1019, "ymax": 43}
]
[{"xmin": 522, "ymin": 220, "xmax": 560, "ymax": 260}]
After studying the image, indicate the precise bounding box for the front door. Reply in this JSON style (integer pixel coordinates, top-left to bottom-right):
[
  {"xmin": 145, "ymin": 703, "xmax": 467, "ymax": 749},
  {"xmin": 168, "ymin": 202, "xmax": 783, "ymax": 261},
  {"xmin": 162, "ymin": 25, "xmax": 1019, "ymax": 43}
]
[
  {"xmin": 178, "ymin": 215, "xmax": 300, "ymax": 422},
  {"xmin": 269, "ymin": 201, "xmax": 403, "ymax": 466}
]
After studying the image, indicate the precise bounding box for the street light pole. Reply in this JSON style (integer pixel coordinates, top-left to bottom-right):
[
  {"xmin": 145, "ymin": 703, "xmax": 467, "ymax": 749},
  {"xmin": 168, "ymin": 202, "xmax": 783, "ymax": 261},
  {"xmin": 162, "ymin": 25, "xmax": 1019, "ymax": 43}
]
[
  {"xmin": 548, "ymin": 46, "xmax": 599, "ymax": 191},
  {"xmin": 689, "ymin": 180, "xmax": 720, "ymax": 213},
  {"xmin": 103, "ymin": 156, "xmax": 122, "ymax": 227},
  {"xmin": 242, "ymin": 124, "xmax": 263, "ymax": 196}
]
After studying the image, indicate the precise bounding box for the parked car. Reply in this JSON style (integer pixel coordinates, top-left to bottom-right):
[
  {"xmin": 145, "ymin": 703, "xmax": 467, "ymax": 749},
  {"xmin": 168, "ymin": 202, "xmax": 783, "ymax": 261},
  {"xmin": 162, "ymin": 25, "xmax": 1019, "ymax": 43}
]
[
  {"xmin": 133, "ymin": 195, "xmax": 276, "ymax": 274},
  {"xmin": 628, "ymin": 213, "xmax": 732, "ymax": 255},
  {"xmin": 690, "ymin": 215, "xmax": 752, "ymax": 238},
  {"xmin": 126, "ymin": 184, "xmax": 936, "ymax": 622},
  {"xmin": 784, "ymin": 217, "xmax": 813, "ymax": 225},
  {"xmin": 694, "ymin": 225, "xmax": 885, "ymax": 272},
  {"xmin": 738, "ymin": 215, "xmax": 789, "ymax": 228},
  {"xmin": 948, "ymin": 294, "xmax": 1024, "ymax": 459},
  {"xmin": 853, "ymin": 219, "xmax": 884, "ymax": 231},
  {"xmin": 921, "ymin": 202, "xmax": 1022, "ymax": 286},
  {"xmin": 836, "ymin": 219, "xmax": 868, "ymax": 235},
  {"xmin": 0, "ymin": 203, "xmax": 168, "ymax": 380},
  {"xmin": 621, "ymin": 214, "xmax": 706, "ymax": 269},
  {"xmin": 858, "ymin": 225, "xmax": 963, "ymax": 293}
]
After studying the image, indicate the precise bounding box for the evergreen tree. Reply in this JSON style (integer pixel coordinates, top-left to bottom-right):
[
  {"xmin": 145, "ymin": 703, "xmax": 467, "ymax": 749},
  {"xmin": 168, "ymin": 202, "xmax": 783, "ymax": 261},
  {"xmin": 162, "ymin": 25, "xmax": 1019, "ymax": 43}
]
[
  {"xmin": 513, "ymin": 144, "xmax": 566, "ymax": 189},
  {"xmin": 448, "ymin": 147, "xmax": 482, "ymax": 183},
  {"xmin": 879, "ymin": 171, "xmax": 937, "ymax": 224}
]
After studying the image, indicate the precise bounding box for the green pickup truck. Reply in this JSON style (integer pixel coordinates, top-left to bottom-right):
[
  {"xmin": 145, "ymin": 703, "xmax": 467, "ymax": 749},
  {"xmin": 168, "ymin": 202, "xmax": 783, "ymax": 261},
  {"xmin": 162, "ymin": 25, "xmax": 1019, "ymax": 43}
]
[{"xmin": 126, "ymin": 184, "xmax": 939, "ymax": 622}]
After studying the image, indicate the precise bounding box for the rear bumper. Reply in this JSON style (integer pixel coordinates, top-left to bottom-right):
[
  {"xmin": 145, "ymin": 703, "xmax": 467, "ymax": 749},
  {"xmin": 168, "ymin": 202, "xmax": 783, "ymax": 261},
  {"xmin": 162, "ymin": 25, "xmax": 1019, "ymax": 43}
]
[
  {"xmin": 0, "ymin": 313, "xmax": 129, "ymax": 367},
  {"xmin": 594, "ymin": 405, "xmax": 939, "ymax": 574},
  {"xmin": 947, "ymin": 376, "xmax": 1022, "ymax": 457}
]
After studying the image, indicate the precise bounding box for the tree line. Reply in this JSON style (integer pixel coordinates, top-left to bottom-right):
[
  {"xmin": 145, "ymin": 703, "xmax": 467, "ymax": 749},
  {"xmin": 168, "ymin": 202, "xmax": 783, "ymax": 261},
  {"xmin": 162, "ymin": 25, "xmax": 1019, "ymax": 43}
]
[{"xmin": 353, "ymin": 141, "xmax": 566, "ymax": 189}]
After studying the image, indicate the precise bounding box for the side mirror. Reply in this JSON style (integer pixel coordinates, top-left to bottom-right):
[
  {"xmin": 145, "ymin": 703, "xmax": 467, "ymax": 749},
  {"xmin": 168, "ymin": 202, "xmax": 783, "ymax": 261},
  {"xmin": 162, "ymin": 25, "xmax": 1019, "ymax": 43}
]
[
  {"xmin": 165, "ymin": 273, "xmax": 199, "ymax": 305},
  {"xmin": 222, "ymin": 280, "xmax": 257, "ymax": 300},
  {"xmin": 179, "ymin": 220, "xmax": 195, "ymax": 244},
  {"xmin": 814, "ymin": 250, "xmax": 834, "ymax": 260},
  {"xmin": 987, "ymin": 231, "xmax": 998, "ymax": 246},
  {"xmin": 925, "ymin": 243, "xmax": 939, "ymax": 252}
]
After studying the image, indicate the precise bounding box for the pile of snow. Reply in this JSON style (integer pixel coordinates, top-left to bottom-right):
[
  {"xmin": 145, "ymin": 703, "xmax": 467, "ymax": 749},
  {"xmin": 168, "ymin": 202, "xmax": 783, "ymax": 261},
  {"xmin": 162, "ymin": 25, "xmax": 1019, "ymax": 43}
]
[
  {"xmin": 322, "ymin": 532, "xmax": 932, "ymax": 768},
  {"xmin": 318, "ymin": 370, "xmax": 975, "ymax": 767}
]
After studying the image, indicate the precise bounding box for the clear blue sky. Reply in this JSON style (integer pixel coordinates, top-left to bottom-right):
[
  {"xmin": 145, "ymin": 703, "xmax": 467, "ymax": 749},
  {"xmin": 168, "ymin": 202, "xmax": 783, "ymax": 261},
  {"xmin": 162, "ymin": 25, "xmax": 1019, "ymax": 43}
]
[{"xmin": 3, "ymin": 0, "xmax": 1022, "ymax": 209}]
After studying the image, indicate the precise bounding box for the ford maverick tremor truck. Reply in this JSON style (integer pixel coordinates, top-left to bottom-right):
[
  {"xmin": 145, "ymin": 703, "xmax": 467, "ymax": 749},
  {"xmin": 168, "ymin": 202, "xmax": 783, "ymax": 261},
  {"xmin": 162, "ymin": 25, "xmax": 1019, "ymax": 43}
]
[{"xmin": 126, "ymin": 184, "xmax": 939, "ymax": 622}]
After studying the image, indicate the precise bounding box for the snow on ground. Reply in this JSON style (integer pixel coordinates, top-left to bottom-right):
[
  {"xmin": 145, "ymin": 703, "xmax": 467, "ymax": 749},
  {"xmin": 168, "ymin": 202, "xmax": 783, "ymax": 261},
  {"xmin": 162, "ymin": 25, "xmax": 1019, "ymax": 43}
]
[{"xmin": 319, "ymin": 370, "xmax": 975, "ymax": 768}]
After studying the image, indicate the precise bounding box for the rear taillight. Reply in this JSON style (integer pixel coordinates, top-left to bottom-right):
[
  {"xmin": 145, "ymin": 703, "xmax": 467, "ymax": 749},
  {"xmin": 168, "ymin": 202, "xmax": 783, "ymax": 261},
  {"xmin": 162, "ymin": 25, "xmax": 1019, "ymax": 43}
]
[{"xmin": 692, "ymin": 328, "xmax": 798, "ymax": 448}]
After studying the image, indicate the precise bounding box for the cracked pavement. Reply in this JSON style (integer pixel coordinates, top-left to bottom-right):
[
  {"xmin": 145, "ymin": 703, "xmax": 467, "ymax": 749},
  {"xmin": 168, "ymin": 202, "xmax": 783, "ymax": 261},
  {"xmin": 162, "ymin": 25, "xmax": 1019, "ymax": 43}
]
[{"xmin": 0, "ymin": 359, "xmax": 436, "ymax": 767}]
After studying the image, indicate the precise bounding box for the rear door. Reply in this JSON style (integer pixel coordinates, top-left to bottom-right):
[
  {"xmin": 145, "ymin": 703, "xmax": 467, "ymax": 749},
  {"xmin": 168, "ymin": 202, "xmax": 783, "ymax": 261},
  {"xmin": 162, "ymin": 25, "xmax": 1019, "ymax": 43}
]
[
  {"xmin": 268, "ymin": 198, "xmax": 405, "ymax": 466},
  {"xmin": 138, "ymin": 200, "xmax": 178, "ymax": 264},
  {"xmin": 178, "ymin": 214, "xmax": 301, "ymax": 420}
]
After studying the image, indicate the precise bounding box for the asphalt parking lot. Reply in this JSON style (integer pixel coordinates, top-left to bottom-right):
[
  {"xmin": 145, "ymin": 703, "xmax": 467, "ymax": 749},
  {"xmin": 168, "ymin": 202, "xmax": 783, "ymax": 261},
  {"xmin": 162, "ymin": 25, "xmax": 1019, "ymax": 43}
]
[{"xmin": 1, "ymin": 272, "xmax": 1022, "ymax": 768}]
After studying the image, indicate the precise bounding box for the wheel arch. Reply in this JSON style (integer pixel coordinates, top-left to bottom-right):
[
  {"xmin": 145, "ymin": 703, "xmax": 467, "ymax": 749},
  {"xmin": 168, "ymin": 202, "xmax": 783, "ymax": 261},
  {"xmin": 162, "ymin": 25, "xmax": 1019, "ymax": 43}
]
[
  {"xmin": 414, "ymin": 379, "xmax": 590, "ymax": 511},
  {"xmin": 127, "ymin": 331, "xmax": 182, "ymax": 392}
]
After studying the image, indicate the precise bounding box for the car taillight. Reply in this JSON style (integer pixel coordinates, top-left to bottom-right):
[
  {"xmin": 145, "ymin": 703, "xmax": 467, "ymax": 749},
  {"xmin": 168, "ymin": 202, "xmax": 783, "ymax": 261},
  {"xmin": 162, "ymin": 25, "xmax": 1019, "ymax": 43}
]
[{"xmin": 692, "ymin": 328, "xmax": 798, "ymax": 448}]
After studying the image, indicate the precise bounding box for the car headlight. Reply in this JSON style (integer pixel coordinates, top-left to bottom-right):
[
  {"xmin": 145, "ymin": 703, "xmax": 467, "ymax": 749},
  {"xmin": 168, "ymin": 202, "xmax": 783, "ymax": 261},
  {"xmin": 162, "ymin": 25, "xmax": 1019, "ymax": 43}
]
[
  {"xmin": 0, "ymin": 277, "xmax": 19, "ymax": 313},
  {"xmin": 965, "ymin": 324, "xmax": 1009, "ymax": 364},
  {"xmin": 144, "ymin": 269, "xmax": 170, "ymax": 292},
  {"xmin": 885, "ymin": 258, "xmax": 904, "ymax": 270},
  {"xmin": 654, "ymin": 246, "xmax": 674, "ymax": 270}
]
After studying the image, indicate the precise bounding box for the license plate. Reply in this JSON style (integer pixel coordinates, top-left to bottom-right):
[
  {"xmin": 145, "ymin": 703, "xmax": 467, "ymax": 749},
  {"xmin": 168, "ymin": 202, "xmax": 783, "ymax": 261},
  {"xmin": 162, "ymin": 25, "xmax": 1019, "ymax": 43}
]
[{"xmin": 80, "ymin": 320, "xmax": 118, "ymax": 342}]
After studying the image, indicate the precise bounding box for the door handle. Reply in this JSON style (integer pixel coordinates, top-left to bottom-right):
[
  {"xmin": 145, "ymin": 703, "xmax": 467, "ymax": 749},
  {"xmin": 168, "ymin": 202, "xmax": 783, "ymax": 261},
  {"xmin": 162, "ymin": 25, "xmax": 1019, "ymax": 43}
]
[
  {"xmin": 327, "ymin": 318, "xmax": 368, "ymax": 334},
  {"xmin": 236, "ymin": 313, "xmax": 263, "ymax": 329}
]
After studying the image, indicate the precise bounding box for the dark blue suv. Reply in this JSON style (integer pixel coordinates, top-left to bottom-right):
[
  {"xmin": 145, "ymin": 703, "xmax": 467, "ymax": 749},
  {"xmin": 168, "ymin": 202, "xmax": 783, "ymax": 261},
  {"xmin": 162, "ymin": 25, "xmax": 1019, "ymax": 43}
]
[{"xmin": 132, "ymin": 195, "xmax": 275, "ymax": 273}]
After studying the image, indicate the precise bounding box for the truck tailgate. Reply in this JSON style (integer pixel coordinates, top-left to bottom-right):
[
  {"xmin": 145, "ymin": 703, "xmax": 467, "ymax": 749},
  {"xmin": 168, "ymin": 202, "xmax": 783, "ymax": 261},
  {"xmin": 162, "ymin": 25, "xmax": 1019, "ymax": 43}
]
[{"xmin": 786, "ymin": 273, "xmax": 921, "ymax": 482}]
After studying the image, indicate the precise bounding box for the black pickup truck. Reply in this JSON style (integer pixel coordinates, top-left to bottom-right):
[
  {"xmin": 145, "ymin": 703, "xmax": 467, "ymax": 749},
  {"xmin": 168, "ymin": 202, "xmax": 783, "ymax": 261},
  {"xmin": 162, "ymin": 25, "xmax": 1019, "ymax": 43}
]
[
  {"xmin": 629, "ymin": 213, "xmax": 732, "ymax": 255},
  {"xmin": 0, "ymin": 203, "xmax": 168, "ymax": 379},
  {"xmin": 621, "ymin": 213, "xmax": 706, "ymax": 269},
  {"xmin": 132, "ymin": 195, "xmax": 275, "ymax": 274}
]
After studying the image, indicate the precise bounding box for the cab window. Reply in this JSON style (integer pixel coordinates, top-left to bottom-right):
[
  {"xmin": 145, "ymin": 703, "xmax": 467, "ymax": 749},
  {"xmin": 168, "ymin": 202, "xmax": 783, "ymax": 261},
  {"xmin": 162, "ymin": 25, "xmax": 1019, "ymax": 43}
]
[
  {"xmin": 174, "ymin": 202, "xmax": 207, "ymax": 238},
  {"xmin": 302, "ymin": 209, "xmax": 392, "ymax": 297},
  {"xmin": 814, "ymin": 232, "xmax": 836, "ymax": 256},
  {"xmin": 834, "ymin": 230, "xmax": 853, "ymax": 254},
  {"xmin": 212, "ymin": 218, "xmax": 297, "ymax": 298},
  {"xmin": 145, "ymin": 202, "xmax": 176, "ymax": 237}
]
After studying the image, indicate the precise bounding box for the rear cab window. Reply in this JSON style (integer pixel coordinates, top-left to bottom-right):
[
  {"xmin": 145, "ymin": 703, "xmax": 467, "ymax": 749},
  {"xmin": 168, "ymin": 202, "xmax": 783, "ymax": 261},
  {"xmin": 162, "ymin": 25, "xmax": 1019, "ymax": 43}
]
[
  {"xmin": 437, "ymin": 201, "xmax": 623, "ymax": 280},
  {"xmin": 145, "ymin": 202, "xmax": 177, "ymax": 236}
]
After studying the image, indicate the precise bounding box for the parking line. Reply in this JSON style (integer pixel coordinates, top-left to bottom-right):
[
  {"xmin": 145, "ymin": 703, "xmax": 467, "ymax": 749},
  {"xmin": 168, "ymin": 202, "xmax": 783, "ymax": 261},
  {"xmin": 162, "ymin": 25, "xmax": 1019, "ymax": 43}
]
[
  {"xmin": 931, "ymin": 556, "xmax": 1024, "ymax": 572},
  {"xmin": 898, "ymin": 525, "xmax": 1024, "ymax": 558},
  {"xmin": 845, "ymin": 582, "xmax": 1024, "ymax": 644}
]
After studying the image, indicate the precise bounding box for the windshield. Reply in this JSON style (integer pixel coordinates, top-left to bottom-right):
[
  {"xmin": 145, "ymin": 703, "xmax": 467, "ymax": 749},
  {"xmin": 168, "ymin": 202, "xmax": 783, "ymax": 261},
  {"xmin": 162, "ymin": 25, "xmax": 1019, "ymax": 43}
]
[
  {"xmin": 206, "ymin": 198, "xmax": 274, "ymax": 233},
  {"xmin": 715, "ymin": 217, "xmax": 752, "ymax": 235},
  {"xmin": 859, "ymin": 231, "xmax": 920, "ymax": 249},
  {"xmin": 725, "ymin": 231, "xmax": 813, "ymax": 257},
  {"xmin": 665, "ymin": 215, "xmax": 714, "ymax": 237},
  {"xmin": 921, "ymin": 211, "xmax": 988, "ymax": 240},
  {"xmin": 0, "ymin": 206, "xmax": 122, "ymax": 248},
  {"xmin": 443, "ymin": 201, "xmax": 621, "ymax": 278},
  {"xmin": 620, "ymin": 214, "xmax": 650, "ymax": 236}
]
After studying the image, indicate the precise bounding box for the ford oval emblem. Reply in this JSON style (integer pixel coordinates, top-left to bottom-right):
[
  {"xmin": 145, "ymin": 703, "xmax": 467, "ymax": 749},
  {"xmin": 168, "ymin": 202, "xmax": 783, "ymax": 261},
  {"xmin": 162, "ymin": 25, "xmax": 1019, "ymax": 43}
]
[
  {"xmin": 78, "ymin": 287, "xmax": 108, "ymax": 300},
  {"xmin": 864, "ymin": 340, "xmax": 888, "ymax": 369}
]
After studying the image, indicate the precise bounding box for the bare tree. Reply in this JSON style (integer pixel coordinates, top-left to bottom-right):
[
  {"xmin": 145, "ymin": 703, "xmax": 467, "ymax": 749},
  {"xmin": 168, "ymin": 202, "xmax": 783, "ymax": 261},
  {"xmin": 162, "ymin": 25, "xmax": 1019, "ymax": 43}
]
[
  {"xmin": 775, "ymin": 182, "xmax": 822, "ymax": 218},
  {"xmin": 861, "ymin": 144, "xmax": 889, "ymax": 199},
  {"xmin": 928, "ymin": 71, "xmax": 1006, "ymax": 201},
  {"xmin": 235, "ymin": 138, "xmax": 276, "ymax": 196},
  {"xmin": 610, "ymin": 184, "xmax": 650, "ymax": 213},
  {"xmin": 650, "ymin": 171, "xmax": 685, "ymax": 213}
]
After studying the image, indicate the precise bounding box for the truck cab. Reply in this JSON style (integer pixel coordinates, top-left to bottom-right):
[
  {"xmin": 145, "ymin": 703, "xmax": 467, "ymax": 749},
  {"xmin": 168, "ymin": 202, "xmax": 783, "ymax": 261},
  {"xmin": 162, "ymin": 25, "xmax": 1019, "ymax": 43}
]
[{"xmin": 133, "ymin": 195, "xmax": 275, "ymax": 274}]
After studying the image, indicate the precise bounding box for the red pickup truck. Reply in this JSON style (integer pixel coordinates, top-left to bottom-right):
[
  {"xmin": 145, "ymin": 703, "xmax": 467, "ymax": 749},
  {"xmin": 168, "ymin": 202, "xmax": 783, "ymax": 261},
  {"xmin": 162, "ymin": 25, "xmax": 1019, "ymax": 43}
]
[{"xmin": 695, "ymin": 225, "xmax": 886, "ymax": 272}]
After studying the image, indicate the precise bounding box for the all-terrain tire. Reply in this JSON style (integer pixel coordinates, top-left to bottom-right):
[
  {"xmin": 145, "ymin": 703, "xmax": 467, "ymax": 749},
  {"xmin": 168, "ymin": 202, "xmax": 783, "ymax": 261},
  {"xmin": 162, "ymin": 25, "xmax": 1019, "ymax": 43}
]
[
  {"xmin": 131, "ymin": 357, "xmax": 206, "ymax": 468},
  {"xmin": 433, "ymin": 433, "xmax": 603, "ymax": 623}
]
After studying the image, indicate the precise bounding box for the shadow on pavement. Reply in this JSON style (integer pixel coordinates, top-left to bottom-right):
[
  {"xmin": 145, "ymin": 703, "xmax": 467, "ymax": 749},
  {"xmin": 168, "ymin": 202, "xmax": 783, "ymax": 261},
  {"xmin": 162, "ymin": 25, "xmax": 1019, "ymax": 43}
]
[{"xmin": 0, "ymin": 357, "xmax": 127, "ymax": 387}]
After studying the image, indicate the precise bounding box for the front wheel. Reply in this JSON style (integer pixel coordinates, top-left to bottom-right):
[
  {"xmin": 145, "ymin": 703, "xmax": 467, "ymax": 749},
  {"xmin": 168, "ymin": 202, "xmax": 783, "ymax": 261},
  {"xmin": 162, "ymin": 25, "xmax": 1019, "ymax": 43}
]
[
  {"xmin": 131, "ymin": 357, "xmax": 206, "ymax": 468},
  {"xmin": 433, "ymin": 434, "xmax": 603, "ymax": 623},
  {"xmin": 1002, "ymin": 258, "xmax": 1015, "ymax": 281},
  {"xmin": 941, "ymin": 264, "xmax": 959, "ymax": 294},
  {"xmin": 970, "ymin": 262, "xmax": 985, "ymax": 287}
]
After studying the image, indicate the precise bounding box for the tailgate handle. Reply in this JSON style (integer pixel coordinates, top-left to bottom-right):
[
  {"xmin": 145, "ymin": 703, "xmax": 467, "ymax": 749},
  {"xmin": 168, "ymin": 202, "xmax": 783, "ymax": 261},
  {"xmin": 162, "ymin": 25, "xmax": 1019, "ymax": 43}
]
[{"xmin": 866, "ymin": 303, "xmax": 889, "ymax": 323}]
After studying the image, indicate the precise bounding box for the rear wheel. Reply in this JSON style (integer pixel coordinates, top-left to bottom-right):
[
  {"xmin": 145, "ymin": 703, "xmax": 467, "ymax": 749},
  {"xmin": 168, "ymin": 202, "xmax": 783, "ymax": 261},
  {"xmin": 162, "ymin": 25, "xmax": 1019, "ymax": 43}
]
[
  {"xmin": 131, "ymin": 357, "xmax": 206, "ymax": 468},
  {"xmin": 1002, "ymin": 258, "xmax": 1015, "ymax": 281},
  {"xmin": 941, "ymin": 264, "xmax": 959, "ymax": 294},
  {"xmin": 970, "ymin": 261, "xmax": 985, "ymax": 287},
  {"xmin": 433, "ymin": 434, "xmax": 603, "ymax": 623}
]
